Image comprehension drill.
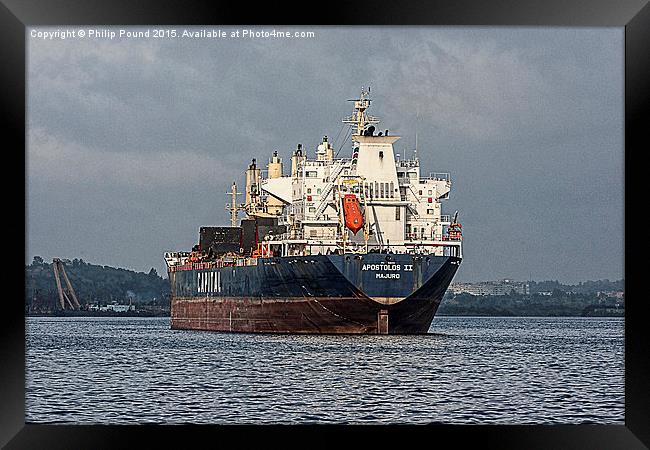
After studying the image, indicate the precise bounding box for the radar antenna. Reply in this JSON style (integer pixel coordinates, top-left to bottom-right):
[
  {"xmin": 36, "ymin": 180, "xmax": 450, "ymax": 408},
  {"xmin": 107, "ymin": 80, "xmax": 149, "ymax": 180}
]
[
  {"xmin": 342, "ymin": 87, "xmax": 380, "ymax": 136},
  {"xmin": 414, "ymin": 106, "xmax": 419, "ymax": 160}
]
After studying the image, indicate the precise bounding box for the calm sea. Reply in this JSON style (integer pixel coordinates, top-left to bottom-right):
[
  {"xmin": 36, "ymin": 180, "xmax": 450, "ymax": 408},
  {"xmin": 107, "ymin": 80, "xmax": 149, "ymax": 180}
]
[{"xmin": 25, "ymin": 316, "xmax": 624, "ymax": 424}]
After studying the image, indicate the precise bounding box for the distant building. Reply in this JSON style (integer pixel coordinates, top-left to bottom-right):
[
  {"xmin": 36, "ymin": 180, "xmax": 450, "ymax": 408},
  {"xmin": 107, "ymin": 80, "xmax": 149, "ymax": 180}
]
[
  {"xmin": 110, "ymin": 304, "xmax": 134, "ymax": 312},
  {"xmin": 450, "ymin": 279, "xmax": 530, "ymax": 296},
  {"xmin": 89, "ymin": 302, "xmax": 136, "ymax": 312},
  {"xmin": 597, "ymin": 291, "xmax": 624, "ymax": 299}
]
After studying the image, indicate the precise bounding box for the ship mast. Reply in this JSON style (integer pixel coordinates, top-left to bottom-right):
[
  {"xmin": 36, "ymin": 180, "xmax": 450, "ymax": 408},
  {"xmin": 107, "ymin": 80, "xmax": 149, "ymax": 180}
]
[
  {"xmin": 342, "ymin": 87, "xmax": 380, "ymax": 136},
  {"xmin": 225, "ymin": 181, "xmax": 244, "ymax": 227}
]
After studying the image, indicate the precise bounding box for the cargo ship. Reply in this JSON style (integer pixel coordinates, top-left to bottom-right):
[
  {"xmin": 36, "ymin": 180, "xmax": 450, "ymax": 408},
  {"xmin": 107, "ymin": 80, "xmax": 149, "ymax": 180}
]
[{"xmin": 164, "ymin": 88, "xmax": 463, "ymax": 334}]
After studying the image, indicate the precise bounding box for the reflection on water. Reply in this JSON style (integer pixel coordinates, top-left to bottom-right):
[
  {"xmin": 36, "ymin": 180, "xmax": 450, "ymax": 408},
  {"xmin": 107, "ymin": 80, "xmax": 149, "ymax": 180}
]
[{"xmin": 25, "ymin": 316, "xmax": 624, "ymax": 424}]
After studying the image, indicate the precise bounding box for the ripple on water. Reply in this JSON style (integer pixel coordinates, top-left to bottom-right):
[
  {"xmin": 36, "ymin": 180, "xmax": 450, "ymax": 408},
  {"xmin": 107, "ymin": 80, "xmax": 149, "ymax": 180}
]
[{"xmin": 25, "ymin": 316, "xmax": 624, "ymax": 424}]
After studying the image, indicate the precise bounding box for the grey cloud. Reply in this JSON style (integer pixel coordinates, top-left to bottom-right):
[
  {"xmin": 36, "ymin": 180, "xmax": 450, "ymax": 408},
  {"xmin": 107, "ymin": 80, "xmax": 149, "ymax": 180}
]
[{"xmin": 27, "ymin": 26, "xmax": 623, "ymax": 282}]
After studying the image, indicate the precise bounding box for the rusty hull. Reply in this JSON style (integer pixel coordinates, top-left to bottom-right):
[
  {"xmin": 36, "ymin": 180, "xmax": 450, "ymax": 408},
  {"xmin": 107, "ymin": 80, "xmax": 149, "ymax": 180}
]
[{"xmin": 170, "ymin": 254, "xmax": 460, "ymax": 334}]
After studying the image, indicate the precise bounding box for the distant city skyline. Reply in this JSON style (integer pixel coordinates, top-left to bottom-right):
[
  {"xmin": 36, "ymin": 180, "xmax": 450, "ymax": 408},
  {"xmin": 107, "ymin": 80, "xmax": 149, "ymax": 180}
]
[{"xmin": 26, "ymin": 26, "xmax": 624, "ymax": 283}]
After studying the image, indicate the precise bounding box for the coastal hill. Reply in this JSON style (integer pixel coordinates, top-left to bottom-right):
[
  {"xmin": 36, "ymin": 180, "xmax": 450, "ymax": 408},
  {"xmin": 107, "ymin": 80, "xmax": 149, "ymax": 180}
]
[{"xmin": 25, "ymin": 256, "xmax": 169, "ymax": 313}]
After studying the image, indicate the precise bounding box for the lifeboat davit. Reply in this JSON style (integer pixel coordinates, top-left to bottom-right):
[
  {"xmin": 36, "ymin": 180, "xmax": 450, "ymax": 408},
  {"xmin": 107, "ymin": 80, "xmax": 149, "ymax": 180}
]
[{"xmin": 343, "ymin": 194, "xmax": 364, "ymax": 234}]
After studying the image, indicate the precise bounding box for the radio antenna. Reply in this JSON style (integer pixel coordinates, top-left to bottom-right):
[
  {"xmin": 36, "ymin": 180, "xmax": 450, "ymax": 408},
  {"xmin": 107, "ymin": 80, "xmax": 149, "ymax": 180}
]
[{"xmin": 415, "ymin": 106, "xmax": 419, "ymax": 156}]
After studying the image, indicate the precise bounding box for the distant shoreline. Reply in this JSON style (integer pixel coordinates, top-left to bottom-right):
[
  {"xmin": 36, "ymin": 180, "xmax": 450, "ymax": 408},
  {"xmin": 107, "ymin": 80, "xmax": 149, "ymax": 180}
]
[
  {"xmin": 26, "ymin": 312, "xmax": 623, "ymax": 319},
  {"xmin": 435, "ymin": 313, "xmax": 623, "ymax": 318},
  {"xmin": 26, "ymin": 311, "xmax": 169, "ymax": 318}
]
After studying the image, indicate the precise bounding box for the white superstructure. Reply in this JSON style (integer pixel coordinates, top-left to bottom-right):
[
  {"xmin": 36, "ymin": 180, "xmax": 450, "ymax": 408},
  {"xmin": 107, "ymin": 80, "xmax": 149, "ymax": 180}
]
[{"xmin": 243, "ymin": 88, "xmax": 462, "ymax": 258}]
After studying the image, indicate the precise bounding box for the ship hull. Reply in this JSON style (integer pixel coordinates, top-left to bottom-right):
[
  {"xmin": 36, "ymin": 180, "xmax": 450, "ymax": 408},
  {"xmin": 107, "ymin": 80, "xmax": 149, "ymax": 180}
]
[{"xmin": 170, "ymin": 254, "xmax": 460, "ymax": 334}]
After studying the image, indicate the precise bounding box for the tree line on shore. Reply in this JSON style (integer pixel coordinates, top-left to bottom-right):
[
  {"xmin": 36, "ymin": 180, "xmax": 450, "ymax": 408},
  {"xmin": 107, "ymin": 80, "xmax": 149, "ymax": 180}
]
[
  {"xmin": 438, "ymin": 289, "xmax": 624, "ymax": 317},
  {"xmin": 25, "ymin": 257, "xmax": 169, "ymax": 312}
]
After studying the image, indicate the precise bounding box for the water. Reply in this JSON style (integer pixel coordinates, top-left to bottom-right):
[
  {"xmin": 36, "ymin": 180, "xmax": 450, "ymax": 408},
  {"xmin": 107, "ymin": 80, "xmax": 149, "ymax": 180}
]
[{"xmin": 25, "ymin": 316, "xmax": 624, "ymax": 424}]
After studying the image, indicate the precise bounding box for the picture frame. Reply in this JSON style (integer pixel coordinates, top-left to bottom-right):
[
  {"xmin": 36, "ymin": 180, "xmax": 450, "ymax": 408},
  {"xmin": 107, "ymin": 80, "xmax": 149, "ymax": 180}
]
[{"xmin": 3, "ymin": 0, "xmax": 647, "ymax": 447}]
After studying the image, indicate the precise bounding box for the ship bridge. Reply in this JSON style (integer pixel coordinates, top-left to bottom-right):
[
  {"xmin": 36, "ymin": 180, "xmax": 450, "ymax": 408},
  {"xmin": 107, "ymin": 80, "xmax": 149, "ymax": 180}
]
[{"xmin": 220, "ymin": 87, "xmax": 462, "ymax": 259}]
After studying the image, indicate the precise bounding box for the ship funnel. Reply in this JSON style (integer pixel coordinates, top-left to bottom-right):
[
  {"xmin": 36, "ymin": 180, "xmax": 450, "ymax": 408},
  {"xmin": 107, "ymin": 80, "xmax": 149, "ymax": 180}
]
[
  {"xmin": 268, "ymin": 151, "xmax": 283, "ymax": 179},
  {"xmin": 266, "ymin": 152, "xmax": 284, "ymax": 214},
  {"xmin": 291, "ymin": 144, "xmax": 307, "ymax": 177},
  {"xmin": 245, "ymin": 158, "xmax": 262, "ymax": 208}
]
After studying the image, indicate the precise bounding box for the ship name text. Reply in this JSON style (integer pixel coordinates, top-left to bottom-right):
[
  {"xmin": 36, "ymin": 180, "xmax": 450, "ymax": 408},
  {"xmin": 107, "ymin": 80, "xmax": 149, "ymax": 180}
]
[
  {"xmin": 361, "ymin": 263, "xmax": 414, "ymax": 271},
  {"xmin": 197, "ymin": 271, "xmax": 221, "ymax": 293},
  {"xmin": 362, "ymin": 263, "xmax": 413, "ymax": 279}
]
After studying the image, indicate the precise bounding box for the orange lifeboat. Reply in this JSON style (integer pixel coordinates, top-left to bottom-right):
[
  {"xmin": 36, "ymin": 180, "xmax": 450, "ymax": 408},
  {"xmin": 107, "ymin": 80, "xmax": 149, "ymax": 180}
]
[{"xmin": 343, "ymin": 194, "xmax": 364, "ymax": 234}]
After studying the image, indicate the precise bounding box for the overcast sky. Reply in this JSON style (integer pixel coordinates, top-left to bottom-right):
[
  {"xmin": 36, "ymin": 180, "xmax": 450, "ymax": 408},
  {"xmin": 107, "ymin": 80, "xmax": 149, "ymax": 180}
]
[{"xmin": 26, "ymin": 26, "xmax": 623, "ymax": 283}]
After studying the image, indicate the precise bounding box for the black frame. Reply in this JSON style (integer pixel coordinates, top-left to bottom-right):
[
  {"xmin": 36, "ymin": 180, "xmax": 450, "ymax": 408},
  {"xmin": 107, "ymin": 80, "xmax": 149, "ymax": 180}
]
[{"xmin": 2, "ymin": 0, "xmax": 648, "ymax": 448}]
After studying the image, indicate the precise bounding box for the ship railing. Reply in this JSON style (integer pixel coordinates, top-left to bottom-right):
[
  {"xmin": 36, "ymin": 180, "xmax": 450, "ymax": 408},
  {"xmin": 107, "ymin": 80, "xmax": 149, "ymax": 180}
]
[
  {"xmin": 405, "ymin": 232, "xmax": 463, "ymax": 242},
  {"xmin": 397, "ymin": 175, "xmax": 419, "ymax": 185},
  {"xmin": 420, "ymin": 172, "xmax": 450, "ymax": 182},
  {"xmin": 168, "ymin": 257, "xmax": 258, "ymax": 272},
  {"xmin": 405, "ymin": 233, "xmax": 450, "ymax": 241},
  {"xmin": 403, "ymin": 239, "xmax": 462, "ymax": 257},
  {"xmin": 406, "ymin": 235, "xmax": 435, "ymax": 241},
  {"xmin": 269, "ymin": 231, "xmax": 304, "ymax": 241},
  {"xmin": 404, "ymin": 235, "xmax": 462, "ymax": 242},
  {"xmin": 305, "ymin": 158, "xmax": 352, "ymax": 167}
]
